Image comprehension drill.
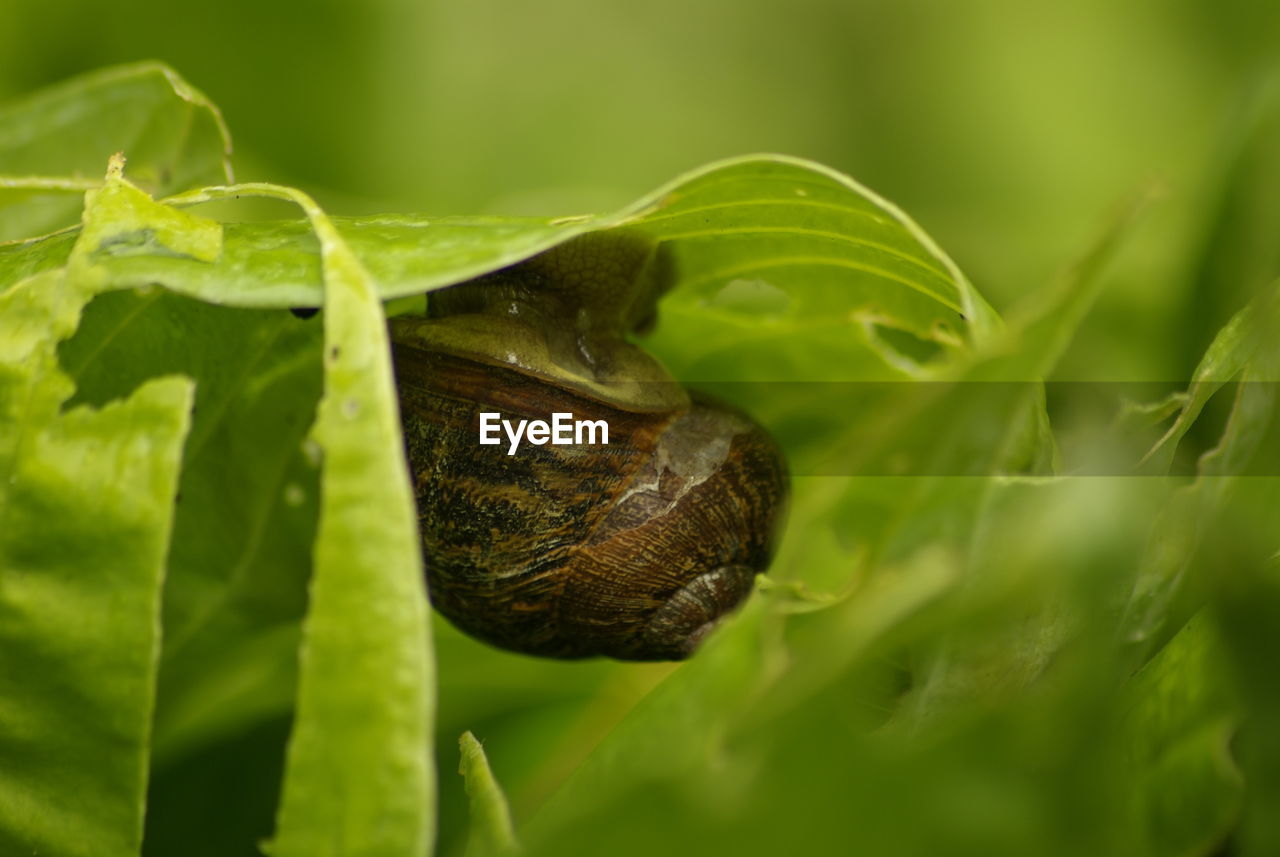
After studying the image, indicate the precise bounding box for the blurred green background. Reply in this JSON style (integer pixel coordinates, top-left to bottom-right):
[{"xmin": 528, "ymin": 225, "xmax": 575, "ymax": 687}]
[{"xmin": 5, "ymin": 3, "xmax": 1279, "ymax": 856}]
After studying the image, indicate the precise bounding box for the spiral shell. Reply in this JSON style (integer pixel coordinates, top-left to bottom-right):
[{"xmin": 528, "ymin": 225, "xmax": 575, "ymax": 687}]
[{"xmin": 391, "ymin": 234, "xmax": 788, "ymax": 660}]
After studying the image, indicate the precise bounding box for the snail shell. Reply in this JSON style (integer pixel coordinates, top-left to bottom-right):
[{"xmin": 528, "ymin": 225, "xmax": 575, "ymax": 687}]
[{"xmin": 391, "ymin": 233, "xmax": 788, "ymax": 660}]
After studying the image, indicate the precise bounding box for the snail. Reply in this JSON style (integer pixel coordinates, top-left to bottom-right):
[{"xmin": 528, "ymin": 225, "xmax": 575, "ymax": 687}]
[{"xmin": 390, "ymin": 231, "xmax": 788, "ymax": 660}]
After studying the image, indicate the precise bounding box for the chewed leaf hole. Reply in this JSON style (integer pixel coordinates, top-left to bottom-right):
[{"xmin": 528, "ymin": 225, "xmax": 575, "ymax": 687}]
[
  {"xmin": 868, "ymin": 322, "xmax": 944, "ymax": 366},
  {"xmin": 93, "ymin": 228, "xmax": 195, "ymax": 260}
]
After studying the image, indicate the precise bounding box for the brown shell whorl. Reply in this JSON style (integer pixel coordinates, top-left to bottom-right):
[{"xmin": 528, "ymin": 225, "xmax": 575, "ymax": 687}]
[{"xmin": 392, "ymin": 340, "xmax": 788, "ymax": 661}]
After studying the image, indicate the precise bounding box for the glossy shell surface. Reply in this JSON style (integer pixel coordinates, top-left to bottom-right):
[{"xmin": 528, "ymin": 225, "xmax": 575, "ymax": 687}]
[{"xmin": 393, "ymin": 342, "xmax": 788, "ymax": 660}]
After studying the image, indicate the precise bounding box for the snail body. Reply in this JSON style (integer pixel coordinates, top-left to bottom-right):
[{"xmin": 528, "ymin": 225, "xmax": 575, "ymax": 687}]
[{"xmin": 391, "ymin": 233, "xmax": 787, "ymax": 661}]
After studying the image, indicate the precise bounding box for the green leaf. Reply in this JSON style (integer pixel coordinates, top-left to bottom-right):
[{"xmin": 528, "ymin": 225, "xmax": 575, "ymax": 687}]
[
  {"xmin": 28, "ymin": 172, "xmax": 324, "ymax": 851},
  {"xmin": 1122, "ymin": 282, "xmax": 1280, "ymax": 665},
  {"xmin": 1203, "ymin": 301, "xmax": 1280, "ymax": 857},
  {"xmin": 78, "ymin": 162, "xmax": 223, "ymax": 263},
  {"xmin": 4, "ymin": 156, "xmax": 990, "ymax": 372},
  {"xmin": 628, "ymin": 155, "xmax": 997, "ymax": 377},
  {"xmin": 0, "ymin": 257, "xmax": 192, "ymax": 857},
  {"xmin": 259, "ymin": 186, "xmax": 434, "ymax": 857},
  {"xmin": 1139, "ymin": 288, "xmax": 1271, "ymax": 475},
  {"xmin": 57, "ymin": 287, "xmax": 323, "ymax": 767},
  {"xmin": 1214, "ymin": 535, "xmax": 1280, "ymax": 857},
  {"xmin": 0, "ymin": 62, "xmax": 232, "ymax": 241},
  {"xmin": 839, "ymin": 203, "xmax": 1154, "ymax": 727},
  {"xmin": 812, "ymin": 195, "xmax": 1144, "ymax": 578},
  {"xmin": 458, "ymin": 732, "xmax": 519, "ymax": 857},
  {"xmin": 1123, "ymin": 613, "xmax": 1242, "ymax": 857},
  {"xmin": 77, "ymin": 213, "xmax": 617, "ymax": 309}
]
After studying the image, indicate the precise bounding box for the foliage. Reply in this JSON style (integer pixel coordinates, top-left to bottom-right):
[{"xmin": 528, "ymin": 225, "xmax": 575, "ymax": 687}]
[{"xmin": 1, "ymin": 61, "xmax": 1278, "ymax": 857}]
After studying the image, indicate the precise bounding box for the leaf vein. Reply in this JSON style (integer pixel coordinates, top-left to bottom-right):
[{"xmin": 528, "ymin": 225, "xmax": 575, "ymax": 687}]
[
  {"xmin": 653, "ymin": 225, "xmax": 954, "ymax": 287},
  {"xmin": 680, "ymin": 255, "xmax": 963, "ymax": 312}
]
